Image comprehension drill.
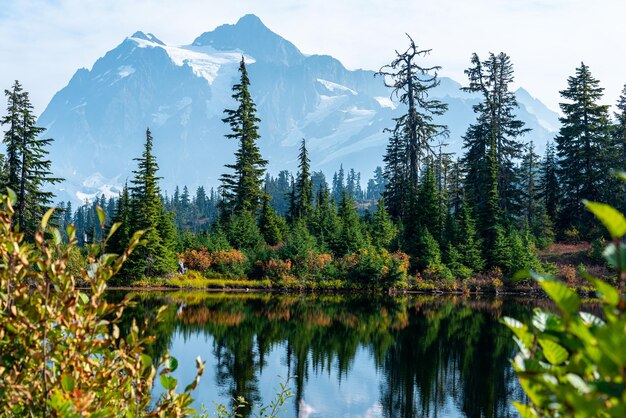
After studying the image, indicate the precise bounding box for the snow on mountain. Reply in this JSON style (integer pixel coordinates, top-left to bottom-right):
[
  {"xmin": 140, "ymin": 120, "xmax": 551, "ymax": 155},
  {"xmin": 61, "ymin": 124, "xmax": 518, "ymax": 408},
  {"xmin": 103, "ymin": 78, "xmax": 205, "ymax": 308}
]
[{"xmin": 38, "ymin": 14, "xmax": 560, "ymax": 204}]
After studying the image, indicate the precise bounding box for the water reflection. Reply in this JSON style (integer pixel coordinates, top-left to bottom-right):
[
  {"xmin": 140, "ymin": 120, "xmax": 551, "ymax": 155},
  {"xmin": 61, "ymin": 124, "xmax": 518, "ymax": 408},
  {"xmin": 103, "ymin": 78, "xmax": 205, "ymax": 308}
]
[{"xmin": 115, "ymin": 292, "xmax": 535, "ymax": 417}]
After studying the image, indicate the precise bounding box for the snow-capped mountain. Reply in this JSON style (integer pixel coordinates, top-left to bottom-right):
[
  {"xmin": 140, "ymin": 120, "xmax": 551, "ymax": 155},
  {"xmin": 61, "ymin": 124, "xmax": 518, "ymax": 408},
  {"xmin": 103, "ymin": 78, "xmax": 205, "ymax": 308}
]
[{"xmin": 38, "ymin": 14, "xmax": 559, "ymax": 204}]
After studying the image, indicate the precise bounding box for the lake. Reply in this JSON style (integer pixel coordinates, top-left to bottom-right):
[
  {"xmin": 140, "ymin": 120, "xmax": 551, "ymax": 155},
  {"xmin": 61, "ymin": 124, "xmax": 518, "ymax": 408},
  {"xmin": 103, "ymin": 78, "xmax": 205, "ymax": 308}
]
[{"xmin": 115, "ymin": 291, "xmax": 536, "ymax": 417}]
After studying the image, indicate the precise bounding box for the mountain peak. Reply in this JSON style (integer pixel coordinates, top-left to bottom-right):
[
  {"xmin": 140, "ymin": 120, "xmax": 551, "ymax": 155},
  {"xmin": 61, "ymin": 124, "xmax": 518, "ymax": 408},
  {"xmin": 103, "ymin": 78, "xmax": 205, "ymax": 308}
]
[
  {"xmin": 235, "ymin": 14, "xmax": 266, "ymax": 28},
  {"xmin": 192, "ymin": 15, "xmax": 302, "ymax": 66},
  {"xmin": 130, "ymin": 31, "xmax": 165, "ymax": 46}
]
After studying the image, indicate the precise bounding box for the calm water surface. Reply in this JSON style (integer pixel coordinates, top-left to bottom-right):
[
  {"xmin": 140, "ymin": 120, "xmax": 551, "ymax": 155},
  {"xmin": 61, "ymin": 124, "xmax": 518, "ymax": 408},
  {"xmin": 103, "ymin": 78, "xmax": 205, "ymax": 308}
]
[{"xmin": 114, "ymin": 292, "xmax": 537, "ymax": 418}]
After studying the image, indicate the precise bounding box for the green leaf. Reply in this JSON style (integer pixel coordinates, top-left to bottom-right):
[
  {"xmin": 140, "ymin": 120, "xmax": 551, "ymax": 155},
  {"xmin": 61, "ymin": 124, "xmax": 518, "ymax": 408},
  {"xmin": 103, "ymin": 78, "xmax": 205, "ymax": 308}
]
[
  {"xmin": 60, "ymin": 374, "xmax": 75, "ymax": 392},
  {"xmin": 534, "ymin": 273, "xmax": 580, "ymax": 316},
  {"xmin": 52, "ymin": 228, "xmax": 62, "ymax": 245},
  {"xmin": 566, "ymin": 373, "xmax": 591, "ymax": 394},
  {"xmin": 614, "ymin": 170, "xmax": 626, "ymax": 182},
  {"xmin": 41, "ymin": 207, "xmax": 56, "ymax": 229},
  {"xmin": 513, "ymin": 402, "xmax": 538, "ymax": 418},
  {"xmin": 512, "ymin": 270, "xmax": 532, "ymax": 281},
  {"xmin": 160, "ymin": 375, "xmax": 177, "ymax": 391},
  {"xmin": 6, "ymin": 187, "xmax": 16, "ymax": 204},
  {"xmin": 583, "ymin": 200, "xmax": 626, "ymax": 238},
  {"xmin": 96, "ymin": 205, "xmax": 106, "ymax": 226},
  {"xmin": 106, "ymin": 222, "xmax": 122, "ymax": 242},
  {"xmin": 538, "ymin": 338, "xmax": 569, "ymax": 365},
  {"xmin": 164, "ymin": 356, "xmax": 178, "ymax": 373},
  {"xmin": 140, "ymin": 354, "xmax": 152, "ymax": 371},
  {"xmin": 580, "ymin": 272, "xmax": 620, "ymax": 306},
  {"xmin": 78, "ymin": 292, "xmax": 89, "ymax": 305},
  {"xmin": 579, "ymin": 311, "xmax": 605, "ymax": 327},
  {"xmin": 600, "ymin": 243, "xmax": 626, "ymax": 273}
]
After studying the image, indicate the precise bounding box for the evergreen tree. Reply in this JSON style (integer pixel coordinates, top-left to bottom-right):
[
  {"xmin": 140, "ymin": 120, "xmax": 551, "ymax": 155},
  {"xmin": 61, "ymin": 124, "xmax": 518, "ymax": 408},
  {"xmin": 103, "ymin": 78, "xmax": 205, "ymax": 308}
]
[
  {"xmin": 335, "ymin": 191, "xmax": 366, "ymax": 256},
  {"xmin": 125, "ymin": 128, "xmax": 176, "ymax": 278},
  {"xmin": 455, "ymin": 201, "xmax": 485, "ymax": 272},
  {"xmin": 613, "ymin": 85, "xmax": 626, "ymax": 212},
  {"xmin": 220, "ymin": 57, "xmax": 267, "ymax": 216},
  {"xmin": 265, "ymin": 170, "xmax": 291, "ymax": 216},
  {"xmin": 293, "ymin": 139, "xmax": 313, "ymax": 220},
  {"xmin": 554, "ymin": 63, "xmax": 611, "ymax": 235},
  {"xmin": 1, "ymin": 81, "xmax": 61, "ymax": 236},
  {"xmin": 311, "ymin": 171, "xmax": 327, "ymax": 204},
  {"xmin": 480, "ymin": 137, "xmax": 502, "ymax": 267},
  {"xmin": 539, "ymin": 142, "xmax": 560, "ymax": 223},
  {"xmin": 461, "ymin": 52, "xmax": 529, "ymax": 216},
  {"xmin": 107, "ymin": 183, "xmax": 131, "ymax": 258},
  {"xmin": 417, "ymin": 163, "xmax": 441, "ymax": 242},
  {"xmin": 519, "ymin": 141, "xmax": 541, "ymax": 225},
  {"xmin": 382, "ymin": 131, "xmax": 408, "ymax": 219},
  {"xmin": 416, "ymin": 227, "xmax": 442, "ymax": 271},
  {"xmin": 259, "ymin": 190, "xmax": 284, "ymax": 246},
  {"xmin": 225, "ymin": 210, "xmax": 263, "ymax": 249},
  {"xmin": 310, "ymin": 187, "xmax": 340, "ymax": 252},
  {"xmin": 369, "ymin": 199, "xmax": 397, "ymax": 249},
  {"xmin": 376, "ymin": 35, "xmax": 448, "ymax": 187},
  {"xmin": 447, "ymin": 158, "xmax": 465, "ymax": 215},
  {"xmin": 332, "ymin": 165, "xmax": 345, "ymax": 202}
]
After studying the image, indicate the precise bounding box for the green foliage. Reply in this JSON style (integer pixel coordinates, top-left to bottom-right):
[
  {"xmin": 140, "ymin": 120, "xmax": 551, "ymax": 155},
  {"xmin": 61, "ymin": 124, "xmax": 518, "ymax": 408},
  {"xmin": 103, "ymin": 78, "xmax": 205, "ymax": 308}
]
[
  {"xmin": 225, "ymin": 210, "xmax": 264, "ymax": 250},
  {"xmin": 291, "ymin": 138, "xmax": 313, "ymax": 221},
  {"xmin": 1, "ymin": 81, "xmax": 62, "ymax": 237},
  {"xmin": 220, "ymin": 57, "xmax": 267, "ymax": 215},
  {"xmin": 505, "ymin": 196, "xmax": 626, "ymax": 417},
  {"xmin": 369, "ymin": 198, "xmax": 398, "ymax": 249},
  {"xmin": 555, "ymin": 62, "xmax": 612, "ymax": 238},
  {"xmin": 462, "ymin": 52, "xmax": 528, "ymax": 217},
  {"xmin": 455, "ymin": 202, "xmax": 485, "ymax": 272},
  {"xmin": 416, "ymin": 227, "xmax": 442, "ymax": 271},
  {"xmin": 445, "ymin": 243, "xmax": 473, "ymax": 280},
  {"xmin": 0, "ymin": 194, "xmax": 205, "ymax": 416},
  {"xmin": 259, "ymin": 191, "xmax": 284, "ymax": 246},
  {"xmin": 345, "ymin": 247, "xmax": 409, "ymax": 288},
  {"xmin": 123, "ymin": 128, "xmax": 177, "ymax": 279},
  {"xmin": 335, "ymin": 192, "xmax": 367, "ymax": 256},
  {"xmin": 279, "ymin": 219, "xmax": 317, "ymax": 275},
  {"xmin": 417, "ymin": 164, "xmax": 442, "ymax": 241}
]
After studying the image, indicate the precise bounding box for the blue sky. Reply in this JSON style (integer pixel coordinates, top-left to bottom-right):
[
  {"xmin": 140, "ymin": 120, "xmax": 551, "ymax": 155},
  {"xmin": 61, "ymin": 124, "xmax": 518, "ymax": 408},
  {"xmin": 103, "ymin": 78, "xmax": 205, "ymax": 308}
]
[{"xmin": 1, "ymin": 0, "xmax": 625, "ymax": 114}]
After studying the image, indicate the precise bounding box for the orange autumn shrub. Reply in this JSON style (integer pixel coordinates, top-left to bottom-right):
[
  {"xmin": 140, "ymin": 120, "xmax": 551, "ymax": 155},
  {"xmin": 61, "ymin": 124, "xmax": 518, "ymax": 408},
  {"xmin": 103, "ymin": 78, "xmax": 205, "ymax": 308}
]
[
  {"xmin": 306, "ymin": 253, "xmax": 333, "ymax": 273},
  {"xmin": 211, "ymin": 249, "xmax": 247, "ymax": 276},
  {"xmin": 262, "ymin": 258, "xmax": 293, "ymax": 282},
  {"xmin": 180, "ymin": 247, "xmax": 212, "ymax": 272}
]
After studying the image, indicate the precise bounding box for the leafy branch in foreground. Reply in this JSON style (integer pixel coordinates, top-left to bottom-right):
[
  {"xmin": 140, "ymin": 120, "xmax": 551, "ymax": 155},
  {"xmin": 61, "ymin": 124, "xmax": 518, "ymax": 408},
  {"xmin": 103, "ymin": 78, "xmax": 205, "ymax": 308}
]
[
  {"xmin": 0, "ymin": 189, "xmax": 204, "ymax": 416},
  {"xmin": 504, "ymin": 178, "xmax": 626, "ymax": 417}
]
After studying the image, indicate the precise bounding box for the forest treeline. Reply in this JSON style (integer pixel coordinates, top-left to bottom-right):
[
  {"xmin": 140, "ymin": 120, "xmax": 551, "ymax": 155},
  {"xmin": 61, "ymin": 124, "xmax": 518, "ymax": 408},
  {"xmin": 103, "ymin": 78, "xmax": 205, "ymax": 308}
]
[{"xmin": 3, "ymin": 36, "xmax": 626, "ymax": 288}]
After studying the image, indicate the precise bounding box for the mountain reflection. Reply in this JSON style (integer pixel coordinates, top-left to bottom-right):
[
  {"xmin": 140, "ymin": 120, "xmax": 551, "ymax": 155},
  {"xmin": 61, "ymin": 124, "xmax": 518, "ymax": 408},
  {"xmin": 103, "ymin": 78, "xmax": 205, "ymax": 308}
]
[{"xmin": 113, "ymin": 292, "xmax": 535, "ymax": 417}]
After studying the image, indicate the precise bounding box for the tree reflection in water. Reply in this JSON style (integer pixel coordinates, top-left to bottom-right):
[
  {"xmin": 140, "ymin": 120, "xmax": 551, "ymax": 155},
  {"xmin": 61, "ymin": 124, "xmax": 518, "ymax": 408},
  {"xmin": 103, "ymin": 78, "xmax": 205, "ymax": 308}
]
[{"xmin": 113, "ymin": 292, "xmax": 536, "ymax": 417}]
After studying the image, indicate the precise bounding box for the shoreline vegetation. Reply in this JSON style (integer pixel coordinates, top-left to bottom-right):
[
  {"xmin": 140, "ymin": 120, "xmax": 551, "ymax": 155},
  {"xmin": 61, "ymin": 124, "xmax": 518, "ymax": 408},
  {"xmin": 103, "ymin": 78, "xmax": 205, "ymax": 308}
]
[{"xmin": 103, "ymin": 240, "xmax": 609, "ymax": 297}]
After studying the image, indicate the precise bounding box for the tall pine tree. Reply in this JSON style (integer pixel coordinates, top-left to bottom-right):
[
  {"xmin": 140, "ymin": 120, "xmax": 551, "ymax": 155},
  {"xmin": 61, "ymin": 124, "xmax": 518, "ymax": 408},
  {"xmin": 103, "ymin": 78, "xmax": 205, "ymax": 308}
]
[
  {"xmin": 376, "ymin": 35, "xmax": 448, "ymax": 187},
  {"xmin": 292, "ymin": 138, "xmax": 313, "ymax": 221},
  {"xmin": 554, "ymin": 63, "xmax": 611, "ymax": 236},
  {"xmin": 220, "ymin": 57, "xmax": 267, "ymax": 216},
  {"xmin": 124, "ymin": 129, "xmax": 176, "ymax": 278},
  {"xmin": 461, "ymin": 53, "xmax": 529, "ymax": 217},
  {"xmin": 1, "ymin": 81, "xmax": 61, "ymax": 236}
]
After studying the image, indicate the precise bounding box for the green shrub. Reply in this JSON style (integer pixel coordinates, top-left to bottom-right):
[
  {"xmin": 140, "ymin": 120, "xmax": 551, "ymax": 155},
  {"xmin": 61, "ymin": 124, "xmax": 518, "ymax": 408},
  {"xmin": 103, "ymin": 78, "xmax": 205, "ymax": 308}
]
[
  {"xmin": 0, "ymin": 195, "xmax": 203, "ymax": 416},
  {"xmin": 504, "ymin": 199, "xmax": 626, "ymax": 417},
  {"xmin": 225, "ymin": 211, "xmax": 264, "ymax": 250}
]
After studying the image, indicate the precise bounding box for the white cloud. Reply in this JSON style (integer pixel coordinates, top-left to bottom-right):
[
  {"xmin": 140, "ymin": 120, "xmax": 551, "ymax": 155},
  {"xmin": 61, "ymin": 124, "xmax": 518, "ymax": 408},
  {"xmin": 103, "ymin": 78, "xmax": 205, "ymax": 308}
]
[{"xmin": 1, "ymin": 0, "xmax": 625, "ymax": 115}]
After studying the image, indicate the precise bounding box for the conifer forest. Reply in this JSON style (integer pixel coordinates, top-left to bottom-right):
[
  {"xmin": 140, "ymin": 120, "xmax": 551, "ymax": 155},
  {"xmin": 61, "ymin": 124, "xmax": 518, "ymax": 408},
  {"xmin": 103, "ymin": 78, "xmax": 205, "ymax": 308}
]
[{"xmin": 3, "ymin": 39, "xmax": 626, "ymax": 291}]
